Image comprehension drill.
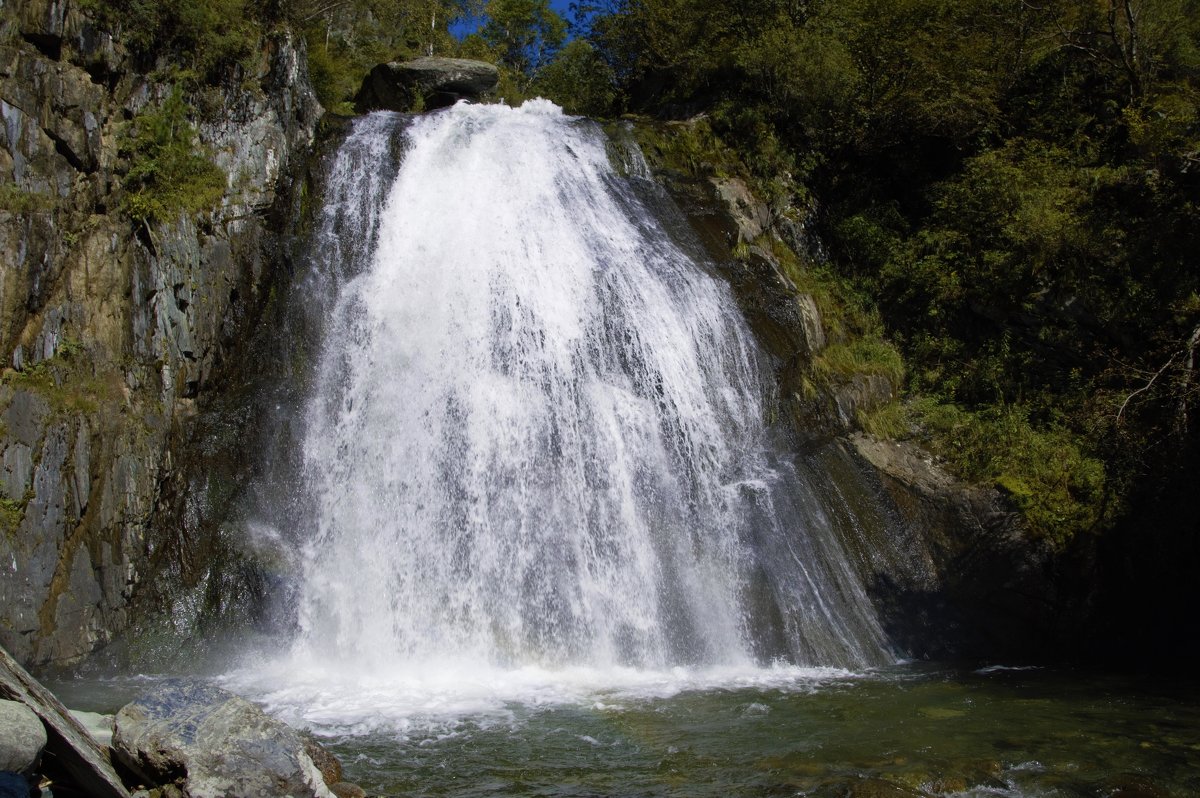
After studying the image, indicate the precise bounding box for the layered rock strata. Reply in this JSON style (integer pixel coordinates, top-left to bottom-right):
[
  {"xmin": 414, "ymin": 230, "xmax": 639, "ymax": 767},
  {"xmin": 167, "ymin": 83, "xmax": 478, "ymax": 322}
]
[{"xmin": 0, "ymin": 1, "xmax": 321, "ymax": 667}]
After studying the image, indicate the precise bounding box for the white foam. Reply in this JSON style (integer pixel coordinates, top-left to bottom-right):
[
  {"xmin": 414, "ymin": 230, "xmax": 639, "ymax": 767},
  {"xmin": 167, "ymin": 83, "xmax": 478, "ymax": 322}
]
[{"xmin": 222, "ymin": 655, "xmax": 854, "ymax": 737}]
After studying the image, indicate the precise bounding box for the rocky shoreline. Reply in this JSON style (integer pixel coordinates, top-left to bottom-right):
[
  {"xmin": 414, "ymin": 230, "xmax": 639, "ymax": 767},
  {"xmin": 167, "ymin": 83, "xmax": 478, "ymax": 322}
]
[{"xmin": 1, "ymin": 643, "xmax": 364, "ymax": 798}]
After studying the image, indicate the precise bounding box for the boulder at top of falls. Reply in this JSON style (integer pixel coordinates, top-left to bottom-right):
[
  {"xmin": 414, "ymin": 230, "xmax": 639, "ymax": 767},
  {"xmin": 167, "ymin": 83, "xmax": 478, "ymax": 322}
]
[
  {"xmin": 112, "ymin": 680, "xmax": 339, "ymax": 798},
  {"xmin": 0, "ymin": 700, "xmax": 45, "ymax": 774},
  {"xmin": 355, "ymin": 57, "xmax": 499, "ymax": 112}
]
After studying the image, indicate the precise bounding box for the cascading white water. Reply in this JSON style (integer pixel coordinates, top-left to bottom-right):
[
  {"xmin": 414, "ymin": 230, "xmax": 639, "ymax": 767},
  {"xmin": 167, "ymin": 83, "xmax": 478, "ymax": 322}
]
[{"xmin": 231, "ymin": 101, "xmax": 892, "ymax": 729}]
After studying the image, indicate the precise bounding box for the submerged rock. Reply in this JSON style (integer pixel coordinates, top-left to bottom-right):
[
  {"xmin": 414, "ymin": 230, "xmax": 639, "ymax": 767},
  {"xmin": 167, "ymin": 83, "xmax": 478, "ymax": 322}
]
[
  {"xmin": 112, "ymin": 680, "xmax": 339, "ymax": 798},
  {"xmin": 844, "ymin": 778, "xmax": 932, "ymax": 797},
  {"xmin": 0, "ymin": 700, "xmax": 45, "ymax": 774},
  {"xmin": 328, "ymin": 784, "xmax": 366, "ymax": 798},
  {"xmin": 355, "ymin": 57, "xmax": 499, "ymax": 112}
]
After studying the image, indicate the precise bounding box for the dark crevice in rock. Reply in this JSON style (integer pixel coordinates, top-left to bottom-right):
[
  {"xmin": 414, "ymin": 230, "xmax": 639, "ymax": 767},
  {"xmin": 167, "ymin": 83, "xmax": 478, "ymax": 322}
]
[
  {"xmin": 45, "ymin": 129, "xmax": 90, "ymax": 174},
  {"xmin": 132, "ymin": 221, "xmax": 157, "ymax": 258},
  {"xmin": 81, "ymin": 59, "xmax": 110, "ymax": 87},
  {"xmin": 21, "ymin": 33, "xmax": 61, "ymax": 61}
]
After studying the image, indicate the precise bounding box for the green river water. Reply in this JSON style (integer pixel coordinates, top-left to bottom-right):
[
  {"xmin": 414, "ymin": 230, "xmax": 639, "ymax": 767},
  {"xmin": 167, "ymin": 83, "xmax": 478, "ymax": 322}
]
[{"xmin": 49, "ymin": 663, "xmax": 1200, "ymax": 797}]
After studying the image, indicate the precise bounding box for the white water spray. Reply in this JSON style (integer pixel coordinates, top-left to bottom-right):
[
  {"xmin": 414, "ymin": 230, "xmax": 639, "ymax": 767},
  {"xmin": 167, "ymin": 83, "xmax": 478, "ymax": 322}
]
[{"xmin": 231, "ymin": 101, "xmax": 891, "ymax": 728}]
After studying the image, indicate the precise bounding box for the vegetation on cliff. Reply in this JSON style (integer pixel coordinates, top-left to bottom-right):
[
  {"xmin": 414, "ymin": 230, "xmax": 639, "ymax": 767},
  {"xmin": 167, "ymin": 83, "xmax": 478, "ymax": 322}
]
[
  {"xmin": 120, "ymin": 87, "xmax": 227, "ymax": 224},
  {"xmin": 539, "ymin": 0, "xmax": 1198, "ymax": 546}
]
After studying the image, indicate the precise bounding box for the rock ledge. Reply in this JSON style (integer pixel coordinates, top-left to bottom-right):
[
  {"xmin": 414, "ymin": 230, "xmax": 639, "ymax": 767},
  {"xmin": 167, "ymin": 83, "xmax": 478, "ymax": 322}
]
[{"xmin": 355, "ymin": 57, "xmax": 499, "ymax": 112}]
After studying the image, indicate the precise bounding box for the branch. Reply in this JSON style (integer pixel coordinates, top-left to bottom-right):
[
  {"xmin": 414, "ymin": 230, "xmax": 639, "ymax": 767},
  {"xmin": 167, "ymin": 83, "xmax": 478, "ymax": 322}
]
[
  {"xmin": 297, "ymin": 0, "xmax": 353, "ymax": 24},
  {"xmin": 1117, "ymin": 351, "xmax": 1179, "ymax": 423}
]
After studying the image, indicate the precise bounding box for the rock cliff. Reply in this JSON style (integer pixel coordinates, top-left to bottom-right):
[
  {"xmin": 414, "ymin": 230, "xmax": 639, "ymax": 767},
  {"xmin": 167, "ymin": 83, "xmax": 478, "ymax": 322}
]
[{"xmin": 0, "ymin": 0, "xmax": 321, "ymax": 667}]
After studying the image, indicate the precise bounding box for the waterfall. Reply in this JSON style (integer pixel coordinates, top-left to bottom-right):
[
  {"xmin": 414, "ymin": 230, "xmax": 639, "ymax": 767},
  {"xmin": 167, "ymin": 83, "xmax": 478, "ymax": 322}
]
[{"xmin": 232, "ymin": 100, "xmax": 892, "ymax": 727}]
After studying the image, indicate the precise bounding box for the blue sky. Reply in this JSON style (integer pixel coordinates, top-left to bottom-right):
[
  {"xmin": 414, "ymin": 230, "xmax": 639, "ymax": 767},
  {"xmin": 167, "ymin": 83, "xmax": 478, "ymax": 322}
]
[
  {"xmin": 550, "ymin": 0, "xmax": 575, "ymax": 20},
  {"xmin": 452, "ymin": 0, "xmax": 579, "ymax": 38}
]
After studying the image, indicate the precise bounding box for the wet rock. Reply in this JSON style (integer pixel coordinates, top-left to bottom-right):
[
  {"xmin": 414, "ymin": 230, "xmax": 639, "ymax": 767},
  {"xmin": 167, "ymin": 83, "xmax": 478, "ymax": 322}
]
[
  {"xmin": 329, "ymin": 784, "xmax": 366, "ymax": 798},
  {"xmin": 0, "ymin": 700, "xmax": 45, "ymax": 773},
  {"xmin": 0, "ymin": 11, "xmax": 321, "ymax": 669},
  {"xmin": 113, "ymin": 680, "xmax": 338, "ymax": 798},
  {"xmin": 848, "ymin": 432, "xmax": 1070, "ymax": 659},
  {"xmin": 795, "ymin": 293, "xmax": 826, "ymax": 355},
  {"xmin": 304, "ymin": 737, "xmax": 342, "ymax": 787},
  {"xmin": 1104, "ymin": 774, "xmax": 1170, "ymax": 797},
  {"xmin": 355, "ymin": 57, "xmax": 499, "ymax": 112}
]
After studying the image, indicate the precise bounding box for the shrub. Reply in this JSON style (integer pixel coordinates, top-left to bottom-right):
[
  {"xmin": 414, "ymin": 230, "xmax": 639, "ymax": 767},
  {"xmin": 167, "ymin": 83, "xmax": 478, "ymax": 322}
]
[
  {"xmin": 0, "ymin": 185, "xmax": 58, "ymax": 213},
  {"xmin": 121, "ymin": 87, "xmax": 227, "ymax": 224}
]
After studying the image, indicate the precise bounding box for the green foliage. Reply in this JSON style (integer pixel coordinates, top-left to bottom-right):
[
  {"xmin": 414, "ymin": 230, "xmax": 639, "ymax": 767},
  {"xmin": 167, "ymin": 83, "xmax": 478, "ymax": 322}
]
[
  {"xmin": 0, "ymin": 185, "xmax": 57, "ymax": 214},
  {"xmin": 481, "ymin": 0, "xmax": 567, "ymax": 78},
  {"xmin": 631, "ymin": 117, "xmax": 740, "ymax": 179},
  {"xmin": 532, "ymin": 40, "xmax": 616, "ymax": 116},
  {"xmin": 910, "ymin": 400, "xmax": 1107, "ymax": 544},
  {"xmin": 304, "ymin": 39, "xmax": 356, "ymax": 115},
  {"xmin": 0, "ymin": 496, "xmax": 24, "ymax": 538},
  {"xmin": 1, "ymin": 340, "xmax": 115, "ymax": 416},
  {"xmin": 301, "ymin": 0, "xmax": 474, "ymax": 109},
  {"xmin": 763, "ymin": 235, "xmax": 885, "ymax": 354},
  {"xmin": 120, "ymin": 87, "xmax": 227, "ymax": 224},
  {"xmin": 492, "ymin": 65, "xmax": 532, "ymax": 105},
  {"xmin": 815, "ymin": 339, "xmax": 905, "ymax": 388},
  {"xmin": 80, "ymin": 0, "xmax": 260, "ymax": 84},
  {"xmin": 857, "ymin": 400, "xmax": 910, "ymax": 440},
  {"xmin": 573, "ymin": 0, "xmax": 1200, "ymax": 542}
]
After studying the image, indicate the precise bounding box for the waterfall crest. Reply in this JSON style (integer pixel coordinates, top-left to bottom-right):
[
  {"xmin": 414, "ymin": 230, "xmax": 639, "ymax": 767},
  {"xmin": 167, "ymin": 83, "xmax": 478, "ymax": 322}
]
[{"xmin": 237, "ymin": 101, "xmax": 893, "ymax": 721}]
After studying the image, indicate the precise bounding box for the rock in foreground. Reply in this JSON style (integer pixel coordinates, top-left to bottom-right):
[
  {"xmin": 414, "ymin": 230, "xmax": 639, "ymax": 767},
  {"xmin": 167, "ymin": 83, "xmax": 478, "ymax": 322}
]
[
  {"xmin": 0, "ymin": 700, "xmax": 45, "ymax": 774},
  {"xmin": 112, "ymin": 681, "xmax": 339, "ymax": 798},
  {"xmin": 355, "ymin": 57, "xmax": 499, "ymax": 112},
  {"xmin": 0, "ymin": 644, "xmax": 129, "ymax": 798}
]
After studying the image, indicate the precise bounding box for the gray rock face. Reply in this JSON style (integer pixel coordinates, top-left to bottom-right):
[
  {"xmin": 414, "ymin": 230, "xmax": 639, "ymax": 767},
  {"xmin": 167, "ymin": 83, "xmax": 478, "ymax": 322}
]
[
  {"xmin": 113, "ymin": 681, "xmax": 337, "ymax": 798},
  {"xmin": 0, "ymin": 0, "xmax": 322, "ymax": 668},
  {"xmin": 713, "ymin": 177, "xmax": 770, "ymax": 244},
  {"xmin": 0, "ymin": 699, "xmax": 45, "ymax": 773},
  {"xmin": 849, "ymin": 433, "xmax": 1069, "ymax": 658},
  {"xmin": 355, "ymin": 57, "xmax": 499, "ymax": 112}
]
